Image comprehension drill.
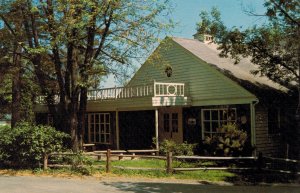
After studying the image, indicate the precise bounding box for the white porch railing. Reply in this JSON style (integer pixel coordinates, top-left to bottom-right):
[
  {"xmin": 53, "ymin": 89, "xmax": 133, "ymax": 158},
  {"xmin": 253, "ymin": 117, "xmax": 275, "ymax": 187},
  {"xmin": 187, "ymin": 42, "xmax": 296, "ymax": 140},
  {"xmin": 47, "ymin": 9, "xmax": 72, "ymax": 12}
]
[
  {"xmin": 154, "ymin": 82, "xmax": 185, "ymax": 97},
  {"xmin": 36, "ymin": 82, "xmax": 185, "ymax": 103},
  {"xmin": 87, "ymin": 85, "xmax": 154, "ymax": 100}
]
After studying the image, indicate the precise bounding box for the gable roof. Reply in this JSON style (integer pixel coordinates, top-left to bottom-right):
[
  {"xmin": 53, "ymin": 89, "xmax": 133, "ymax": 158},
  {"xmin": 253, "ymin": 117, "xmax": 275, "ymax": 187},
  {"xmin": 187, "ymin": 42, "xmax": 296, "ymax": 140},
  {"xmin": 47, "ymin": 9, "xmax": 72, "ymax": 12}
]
[
  {"xmin": 172, "ymin": 37, "xmax": 288, "ymax": 93},
  {"xmin": 127, "ymin": 37, "xmax": 259, "ymax": 106}
]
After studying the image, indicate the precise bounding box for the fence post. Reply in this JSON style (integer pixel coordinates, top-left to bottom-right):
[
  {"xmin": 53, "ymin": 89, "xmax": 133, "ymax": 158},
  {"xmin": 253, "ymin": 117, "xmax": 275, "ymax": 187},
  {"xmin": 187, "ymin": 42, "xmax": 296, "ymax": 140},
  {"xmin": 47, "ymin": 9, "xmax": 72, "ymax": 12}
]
[
  {"xmin": 166, "ymin": 151, "xmax": 173, "ymax": 174},
  {"xmin": 43, "ymin": 154, "xmax": 48, "ymax": 170},
  {"xmin": 257, "ymin": 152, "xmax": 264, "ymax": 170},
  {"xmin": 106, "ymin": 149, "xmax": 111, "ymax": 173},
  {"xmin": 131, "ymin": 153, "xmax": 135, "ymax": 160},
  {"xmin": 119, "ymin": 153, "xmax": 123, "ymax": 160}
]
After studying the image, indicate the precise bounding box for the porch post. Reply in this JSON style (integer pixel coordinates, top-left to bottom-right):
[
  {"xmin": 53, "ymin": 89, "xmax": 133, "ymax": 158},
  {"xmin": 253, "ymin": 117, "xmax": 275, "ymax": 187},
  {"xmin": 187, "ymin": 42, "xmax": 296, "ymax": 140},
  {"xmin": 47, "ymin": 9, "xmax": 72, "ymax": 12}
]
[
  {"xmin": 155, "ymin": 108, "xmax": 159, "ymax": 150},
  {"xmin": 250, "ymin": 102, "xmax": 256, "ymax": 156},
  {"xmin": 116, "ymin": 110, "xmax": 120, "ymax": 150}
]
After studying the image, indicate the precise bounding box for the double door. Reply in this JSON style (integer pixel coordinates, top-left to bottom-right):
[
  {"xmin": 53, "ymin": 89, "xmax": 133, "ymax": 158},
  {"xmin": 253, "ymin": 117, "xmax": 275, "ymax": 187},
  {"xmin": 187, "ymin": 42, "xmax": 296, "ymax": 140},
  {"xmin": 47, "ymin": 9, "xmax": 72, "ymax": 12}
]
[{"xmin": 159, "ymin": 108, "xmax": 183, "ymax": 143}]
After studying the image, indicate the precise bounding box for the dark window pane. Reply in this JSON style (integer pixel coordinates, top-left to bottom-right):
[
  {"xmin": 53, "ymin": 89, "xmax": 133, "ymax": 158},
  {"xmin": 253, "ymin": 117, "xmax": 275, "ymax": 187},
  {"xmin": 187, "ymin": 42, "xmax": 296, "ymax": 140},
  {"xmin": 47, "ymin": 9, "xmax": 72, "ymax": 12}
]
[
  {"xmin": 91, "ymin": 134, "xmax": 95, "ymax": 142},
  {"xmin": 204, "ymin": 110, "xmax": 210, "ymax": 120},
  {"xmin": 100, "ymin": 124, "xmax": 104, "ymax": 133},
  {"xmin": 220, "ymin": 110, "xmax": 227, "ymax": 120},
  {"xmin": 212, "ymin": 110, "xmax": 218, "ymax": 120},
  {"xmin": 106, "ymin": 124, "xmax": 110, "ymax": 133},
  {"xmin": 228, "ymin": 109, "xmax": 236, "ymax": 121},
  {"xmin": 91, "ymin": 114, "xmax": 94, "ymax": 123},
  {"xmin": 106, "ymin": 114, "xmax": 110, "ymax": 123},
  {"xmin": 100, "ymin": 114, "xmax": 104, "ymax": 123},
  {"xmin": 204, "ymin": 122, "xmax": 210, "ymax": 132},
  {"xmin": 212, "ymin": 122, "xmax": 218, "ymax": 132},
  {"xmin": 106, "ymin": 134, "xmax": 110, "ymax": 143},
  {"xmin": 95, "ymin": 114, "xmax": 99, "ymax": 123},
  {"xmin": 96, "ymin": 134, "xmax": 99, "ymax": 142},
  {"xmin": 164, "ymin": 113, "xmax": 170, "ymax": 132},
  {"xmin": 172, "ymin": 113, "xmax": 178, "ymax": 119}
]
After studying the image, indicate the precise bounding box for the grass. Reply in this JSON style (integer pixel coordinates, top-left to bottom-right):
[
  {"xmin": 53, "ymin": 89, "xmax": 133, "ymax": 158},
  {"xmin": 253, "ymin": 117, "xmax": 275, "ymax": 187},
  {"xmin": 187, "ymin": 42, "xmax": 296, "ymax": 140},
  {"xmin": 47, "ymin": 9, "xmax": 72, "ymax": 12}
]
[
  {"xmin": 94, "ymin": 158, "xmax": 235, "ymax": 182},
  {"xmin": 1, "ymin": 158, "xmax": 297, "ymax": 184},
  {"xmin": 0, "ymin": 158, "xmax": 233, "ymax": 182}
]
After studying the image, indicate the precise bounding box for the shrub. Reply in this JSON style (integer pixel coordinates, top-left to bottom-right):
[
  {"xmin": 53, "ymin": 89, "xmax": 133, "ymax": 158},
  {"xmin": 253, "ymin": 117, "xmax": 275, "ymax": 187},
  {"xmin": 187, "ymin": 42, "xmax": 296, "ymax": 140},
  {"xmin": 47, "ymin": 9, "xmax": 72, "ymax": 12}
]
[
  {"xmin": 53, "ymin": 152, "xmax": 95, "ymax": 175},
  {"xmin": 0, "ymin": 122, "xmax": 69, "ymax": 168},
  {"xmin": 159, "ymin": 139, "xmax": 196, "ymax": 156},
  {"xmin": 203, "ymin": 123, "xmax": 247, "ymax": 156}
]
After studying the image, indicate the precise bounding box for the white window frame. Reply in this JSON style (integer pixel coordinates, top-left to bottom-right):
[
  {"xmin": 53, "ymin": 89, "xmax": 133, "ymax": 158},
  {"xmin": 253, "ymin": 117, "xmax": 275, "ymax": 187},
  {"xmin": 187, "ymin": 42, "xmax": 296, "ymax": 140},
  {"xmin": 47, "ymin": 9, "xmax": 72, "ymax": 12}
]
[
  {"xmin": 88, "ymin": 113, "xmax": 111, "ymax": 144},
  {"xmin": 201, "ymin": 108, "xmax": 237, "ymax": 139}
]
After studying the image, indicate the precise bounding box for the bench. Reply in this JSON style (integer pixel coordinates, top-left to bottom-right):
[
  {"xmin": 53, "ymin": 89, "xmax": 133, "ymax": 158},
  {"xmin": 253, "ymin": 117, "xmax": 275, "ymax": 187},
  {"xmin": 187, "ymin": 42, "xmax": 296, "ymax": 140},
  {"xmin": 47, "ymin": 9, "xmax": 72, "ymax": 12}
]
[{"xmin": 82, "ymin": 143, "xmax": 95, "ymax": 152}]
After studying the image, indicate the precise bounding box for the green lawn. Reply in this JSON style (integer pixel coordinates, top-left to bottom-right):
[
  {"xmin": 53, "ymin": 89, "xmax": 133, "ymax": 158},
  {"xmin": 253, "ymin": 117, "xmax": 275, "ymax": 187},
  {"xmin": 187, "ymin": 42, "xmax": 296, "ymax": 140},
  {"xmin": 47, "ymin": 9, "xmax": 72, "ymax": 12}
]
[{"xmin": 95, "ymin": 158, "xmax": 235, "ymax": 182}]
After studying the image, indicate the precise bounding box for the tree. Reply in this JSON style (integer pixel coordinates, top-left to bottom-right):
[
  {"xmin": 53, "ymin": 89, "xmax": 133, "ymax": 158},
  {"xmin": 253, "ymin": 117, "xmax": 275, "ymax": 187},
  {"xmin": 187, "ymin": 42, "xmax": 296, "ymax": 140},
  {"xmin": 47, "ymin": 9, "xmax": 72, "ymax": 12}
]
[
  {"xmin": 1, "ymin": 0, "xmax": 173, "ymax": 151},
  {"xmin": 195, "ymin": 0, "xmax": 299, "ymax": 158},
  {"xmin": 0, "ymin": 3, "xmax": 35, "ymax": 126}
]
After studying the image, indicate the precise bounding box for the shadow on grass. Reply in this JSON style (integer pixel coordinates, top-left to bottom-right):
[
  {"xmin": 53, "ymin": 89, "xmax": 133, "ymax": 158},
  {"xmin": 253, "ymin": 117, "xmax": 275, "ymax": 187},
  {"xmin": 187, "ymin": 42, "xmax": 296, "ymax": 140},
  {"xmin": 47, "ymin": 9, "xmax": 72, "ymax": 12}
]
[{"xmin": 225, "ymin": 170, "xmax": 299, "ymax": 185}]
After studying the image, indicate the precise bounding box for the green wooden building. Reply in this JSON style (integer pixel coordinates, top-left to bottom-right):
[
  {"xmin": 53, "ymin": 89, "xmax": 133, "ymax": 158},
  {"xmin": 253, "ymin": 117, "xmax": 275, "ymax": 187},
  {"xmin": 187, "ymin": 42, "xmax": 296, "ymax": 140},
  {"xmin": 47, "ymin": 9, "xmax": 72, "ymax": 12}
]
[{"xmin": 35, "ymin": 36, "xmax": 291, "ymax": 157}]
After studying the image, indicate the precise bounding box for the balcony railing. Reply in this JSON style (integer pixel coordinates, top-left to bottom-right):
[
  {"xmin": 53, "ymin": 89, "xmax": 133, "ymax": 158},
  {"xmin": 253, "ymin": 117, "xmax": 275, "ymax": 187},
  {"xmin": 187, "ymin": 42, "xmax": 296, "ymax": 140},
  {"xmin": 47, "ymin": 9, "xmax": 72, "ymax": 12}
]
[{"xmin": 36, "ymin": 82, "xmax": 185, "ymax": 103}]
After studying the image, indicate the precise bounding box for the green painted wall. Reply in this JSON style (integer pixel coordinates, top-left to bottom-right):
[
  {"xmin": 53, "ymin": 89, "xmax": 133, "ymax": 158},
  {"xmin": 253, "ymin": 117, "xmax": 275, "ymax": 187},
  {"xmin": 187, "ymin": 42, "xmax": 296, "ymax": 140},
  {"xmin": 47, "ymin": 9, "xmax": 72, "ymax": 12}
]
[{"xmin": 128, "ymin": 38, "xmax": 256, "ymax": 106}]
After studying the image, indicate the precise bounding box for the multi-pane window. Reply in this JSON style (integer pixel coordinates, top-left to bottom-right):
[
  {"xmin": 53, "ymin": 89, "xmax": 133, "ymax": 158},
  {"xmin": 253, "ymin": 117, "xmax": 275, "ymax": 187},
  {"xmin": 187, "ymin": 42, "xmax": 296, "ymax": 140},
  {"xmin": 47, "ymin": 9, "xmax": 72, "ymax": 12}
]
[
  {"xmin": 163, "ymin": 113, "xmax": 178, "ymax": 133},
  {"xmin": 202, "ymin": 108, "xmax": 236, "ymax": 138},
  {"xmin": 89, "ymin": 113, "xmax": 110, "ymax": 144},
  {"xmin": 163, "ymin": 113, "xmax": 170, "ymax": 132},
  {"xmin": 172, "ymin": 113, "xmax": 178, "ymax": 132}
]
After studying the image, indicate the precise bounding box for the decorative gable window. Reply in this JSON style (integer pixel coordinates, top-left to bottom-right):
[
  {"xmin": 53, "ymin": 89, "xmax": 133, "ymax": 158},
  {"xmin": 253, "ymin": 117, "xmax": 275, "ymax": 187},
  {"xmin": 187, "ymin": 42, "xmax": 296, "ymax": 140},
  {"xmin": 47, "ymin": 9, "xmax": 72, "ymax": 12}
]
[
  {"xmin": 201, "ymin": 108, "xmax": 237, "ymax": 139},
  {"xmin": 88, "ymin": 113, "xmax": 110, "ymax": 144},
  {"xmin": 164, "ymin": 66, "xmax": 173, "ymax": 77}
]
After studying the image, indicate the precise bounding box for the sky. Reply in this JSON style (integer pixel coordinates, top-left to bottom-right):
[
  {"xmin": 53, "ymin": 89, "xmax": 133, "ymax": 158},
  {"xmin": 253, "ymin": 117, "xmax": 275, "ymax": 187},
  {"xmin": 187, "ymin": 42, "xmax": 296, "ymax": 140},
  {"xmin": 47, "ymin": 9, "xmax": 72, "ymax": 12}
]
[
  {"xmin": 105, "ymin": 0, "xmax": 268, "ymax": 87},
  {"xmin": 170, "ymin": 0, "xmax": 267, "ymax": 39}
]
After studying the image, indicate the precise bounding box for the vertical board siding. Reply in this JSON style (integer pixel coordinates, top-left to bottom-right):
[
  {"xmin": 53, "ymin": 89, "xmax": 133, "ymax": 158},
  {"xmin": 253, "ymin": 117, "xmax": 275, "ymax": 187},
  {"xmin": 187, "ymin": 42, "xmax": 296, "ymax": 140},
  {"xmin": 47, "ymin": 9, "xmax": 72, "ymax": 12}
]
[{"xmin": 255, "ymin": 106, "xmax": 283, "ymax": 157}]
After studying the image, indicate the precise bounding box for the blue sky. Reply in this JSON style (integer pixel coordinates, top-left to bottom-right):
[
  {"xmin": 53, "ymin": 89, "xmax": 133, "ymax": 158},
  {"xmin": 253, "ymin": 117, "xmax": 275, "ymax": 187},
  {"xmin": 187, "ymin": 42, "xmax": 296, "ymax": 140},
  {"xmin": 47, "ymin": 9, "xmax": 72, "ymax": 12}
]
[
  {"xmin": 105, "ymin": 0, "xmax": 268, "ymax": 87},
  {"xmin": 169, "ymin": 0, "xmax": 267, "ymax": 38}
]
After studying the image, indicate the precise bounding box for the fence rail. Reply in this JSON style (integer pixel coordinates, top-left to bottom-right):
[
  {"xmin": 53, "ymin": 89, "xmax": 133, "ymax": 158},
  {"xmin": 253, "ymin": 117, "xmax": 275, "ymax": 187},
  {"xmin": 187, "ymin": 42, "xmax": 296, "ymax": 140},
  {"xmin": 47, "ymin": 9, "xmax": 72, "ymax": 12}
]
[{"xmin": 43, "ymin": 150, "xmax": 300, "ymax": 175}]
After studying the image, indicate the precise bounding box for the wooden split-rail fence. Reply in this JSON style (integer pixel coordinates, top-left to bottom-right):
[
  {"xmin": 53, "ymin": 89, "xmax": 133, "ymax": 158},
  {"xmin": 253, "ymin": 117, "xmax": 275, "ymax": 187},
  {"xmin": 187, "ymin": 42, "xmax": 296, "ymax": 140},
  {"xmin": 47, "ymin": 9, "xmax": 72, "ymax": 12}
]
[{"xmin": 43, "ymin": 150, "xmax": 300, "ymax": 175}]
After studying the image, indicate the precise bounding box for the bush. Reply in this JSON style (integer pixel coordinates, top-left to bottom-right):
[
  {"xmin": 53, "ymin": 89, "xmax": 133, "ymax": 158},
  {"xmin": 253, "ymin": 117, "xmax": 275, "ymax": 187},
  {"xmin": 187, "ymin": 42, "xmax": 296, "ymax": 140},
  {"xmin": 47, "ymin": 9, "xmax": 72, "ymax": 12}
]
[
  {"xmin": 159, "ymin": 139, "xmax": 196, "ymax": 156},
  {"xmin": 203, "ymin": 123, "xmax": 247, "ymax": 156},
  {"xmin": 0, "ymin": 122, "xmax": 69, "ymax": 168},
  {"xmin": 68, "ymin": 152, "xmax": 95, "ymax": 175}
]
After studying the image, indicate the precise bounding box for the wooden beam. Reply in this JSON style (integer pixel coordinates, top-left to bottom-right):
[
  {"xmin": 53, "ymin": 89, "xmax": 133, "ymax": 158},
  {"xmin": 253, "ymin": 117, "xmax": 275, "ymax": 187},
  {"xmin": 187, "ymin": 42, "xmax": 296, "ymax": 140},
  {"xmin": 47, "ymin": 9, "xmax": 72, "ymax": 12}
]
[
  {"xmin": 116, "ymin": 110, "xmax": 120, "ymax": 149},
  {"xmin": 250, "ymin": 102, "xmax": 257, "ymax": 156},
  {"xmin": 155, "ymin": 108, "xmax": 159, "ymax": 150}
]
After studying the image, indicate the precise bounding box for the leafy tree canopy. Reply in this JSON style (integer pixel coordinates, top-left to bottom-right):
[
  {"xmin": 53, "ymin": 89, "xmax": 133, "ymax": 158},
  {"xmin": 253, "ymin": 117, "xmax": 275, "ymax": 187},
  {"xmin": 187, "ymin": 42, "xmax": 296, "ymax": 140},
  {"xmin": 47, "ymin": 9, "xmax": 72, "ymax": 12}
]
[
  {"xmin": 195, "ymin": 0, "xmax": 299, "ymax": 111},
  {"xmin": 0, "ymin": 0, "xmax": 174, "ymax": 150}
]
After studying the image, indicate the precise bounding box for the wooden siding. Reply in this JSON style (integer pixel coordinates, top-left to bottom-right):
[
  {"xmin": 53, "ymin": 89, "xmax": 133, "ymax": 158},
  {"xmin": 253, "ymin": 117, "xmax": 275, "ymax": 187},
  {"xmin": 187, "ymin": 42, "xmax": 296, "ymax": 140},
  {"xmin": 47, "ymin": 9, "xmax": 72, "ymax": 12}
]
[
  {"xmin": 127, "ymin": 38, "xmax": 257, "ymax": 107},
  {"xmin": 255, "ymin": 105, "xmax": 284, "ymax": 157}
]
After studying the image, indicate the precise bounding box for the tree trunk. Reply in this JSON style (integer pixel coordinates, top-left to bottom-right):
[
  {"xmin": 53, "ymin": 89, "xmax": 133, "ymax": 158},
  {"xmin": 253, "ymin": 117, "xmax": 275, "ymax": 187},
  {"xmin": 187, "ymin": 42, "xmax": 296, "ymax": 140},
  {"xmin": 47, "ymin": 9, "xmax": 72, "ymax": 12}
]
[
  {"xmin": 78, "ymin": 87, "xmax": 88, "ymax": 150},
  {"xmin": 11, "ymin": 44, "xmax": 22, "ymax": 127},
  {"xmin": 69, "ymin": 110, "xmax": 79, "ymax": 152}
]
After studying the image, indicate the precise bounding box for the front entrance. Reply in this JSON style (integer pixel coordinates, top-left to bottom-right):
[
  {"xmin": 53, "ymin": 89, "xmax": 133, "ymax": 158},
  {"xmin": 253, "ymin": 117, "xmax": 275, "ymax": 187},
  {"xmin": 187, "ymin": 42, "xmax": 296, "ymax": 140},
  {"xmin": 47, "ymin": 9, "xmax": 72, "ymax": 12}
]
[{"xmin": 158, "ymin": 108, "xmax": 183, "ymax": 143}]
